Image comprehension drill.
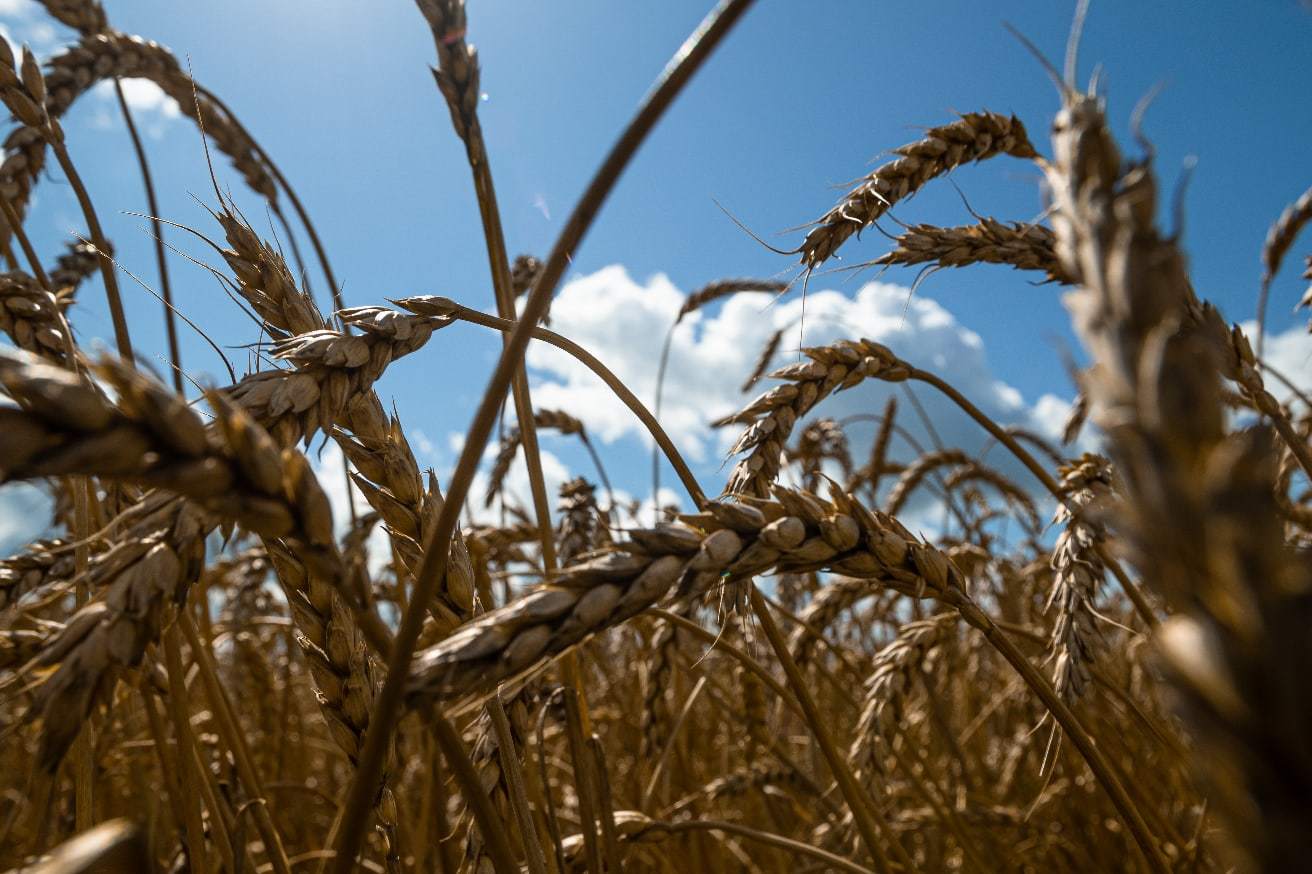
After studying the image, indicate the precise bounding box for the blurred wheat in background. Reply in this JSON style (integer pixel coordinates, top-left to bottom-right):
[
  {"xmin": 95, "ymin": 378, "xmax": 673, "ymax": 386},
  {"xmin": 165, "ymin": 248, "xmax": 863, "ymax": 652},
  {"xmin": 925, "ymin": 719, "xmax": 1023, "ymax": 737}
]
[{"xmin": 1, "ymin": 0, "xmax": 1311, "ymax": 871}]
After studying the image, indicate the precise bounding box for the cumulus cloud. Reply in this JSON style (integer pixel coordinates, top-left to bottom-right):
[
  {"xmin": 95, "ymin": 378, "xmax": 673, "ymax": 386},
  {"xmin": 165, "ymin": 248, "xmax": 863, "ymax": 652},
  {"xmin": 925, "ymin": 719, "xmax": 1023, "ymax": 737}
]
[
  {"xmin": 507, "ymin": 265, "xmax": 1110, "ymax": 543},
  {"xmin": 89, "ymin": 79, "xmax": 180, "ymax": 138},
  {"xmin": 1244, "ymin": 319, "xmax": 1312, "ymax": 403},
  {"xmin": 526, "ymin": 266, "xmax": 1076, "ymax": 492},
  {"xmin": 0, "ymin": 3, "xmax": 177, "ymax": 136},
  {"xmin": 0, "ymin": 481, "xmax": 53, "ymax": 556},
  {"xmin": 0, "ymin": 2, "xmax": 67, "ymax": 59}
]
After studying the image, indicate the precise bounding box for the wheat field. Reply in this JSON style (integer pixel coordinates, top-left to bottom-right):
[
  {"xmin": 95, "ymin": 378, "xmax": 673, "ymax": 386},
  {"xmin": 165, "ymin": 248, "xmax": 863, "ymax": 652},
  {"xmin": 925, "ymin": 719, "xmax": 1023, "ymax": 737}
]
[{"xmin": 1, "ymin": 0, "xmax": 1310, "ymax": 871}]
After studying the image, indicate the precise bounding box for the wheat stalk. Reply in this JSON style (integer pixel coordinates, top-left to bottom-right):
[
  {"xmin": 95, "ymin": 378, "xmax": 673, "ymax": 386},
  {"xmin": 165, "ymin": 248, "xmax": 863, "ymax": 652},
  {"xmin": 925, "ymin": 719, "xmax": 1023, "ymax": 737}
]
[
  {"xmin": 1045, "ymin": 78, "xmax": 1277, "ymax": 872},
  {"xmin": 675, "ymin": 279, "xmax": 787, "ymax": 323}
]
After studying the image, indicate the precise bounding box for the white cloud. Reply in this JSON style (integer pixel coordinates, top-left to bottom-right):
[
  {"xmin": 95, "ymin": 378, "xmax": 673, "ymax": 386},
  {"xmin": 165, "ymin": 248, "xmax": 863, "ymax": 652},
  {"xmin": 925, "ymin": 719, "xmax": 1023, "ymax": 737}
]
[
  {"xmin": 1245, "ymin": 320, "xmax": 1312, "ymax": 404},
  {"xmin": 0, "ymin": 480, "xmax": 53, "ymax": 556},
  {"xmin": 504, "ymin": 265, "xmax": 1098, "ymax": 546},
  {"xmin": 0, "ymin": 1, "xmax": 32, "ymax": 15},
  {"xmin": 90, "ymin": 79, "xmax": 180, "ymax": 138},
  {"xmin": 1032, "ymin": 393, "xmax": 1075, "ymax": 440},
  {"xmin": 465, "ymin": 441, "xmax": 575, "ymax": 528},
  {"xmin": 0, "ymin": 4, "xmax": 66, "ymax": 57},
  {"xmin": 527, "ymin": 265, "xmax": 1075, "ymax": 476}
]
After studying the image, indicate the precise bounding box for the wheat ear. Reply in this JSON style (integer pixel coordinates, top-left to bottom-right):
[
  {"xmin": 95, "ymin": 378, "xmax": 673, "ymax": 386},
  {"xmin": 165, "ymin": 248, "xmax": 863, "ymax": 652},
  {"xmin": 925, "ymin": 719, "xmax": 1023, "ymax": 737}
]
[{"xmin": 799, "ymin": 113, "xmax": 1037, "ymax": 268}]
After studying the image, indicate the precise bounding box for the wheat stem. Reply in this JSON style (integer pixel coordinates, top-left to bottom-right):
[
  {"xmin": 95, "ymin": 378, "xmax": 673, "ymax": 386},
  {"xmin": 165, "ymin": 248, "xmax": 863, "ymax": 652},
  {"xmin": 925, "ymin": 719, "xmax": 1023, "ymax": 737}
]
[
  {"xmin": 748, "ymin": 586, "xmax": 900, "ymax": 874},
  {"xmin": 112, "ymin": 79, "xmax": 179, "ymax": 391},
  {"xmin": 488, "ymin": 692, "xmax": 550, "ymax": 874},
  {"xmin": 178, "ymin": 612, "xmax": 293, "ymax": 874},
  {"xmin": 328, "ymin": 5, "xmax": 757, "ymax": 865}
]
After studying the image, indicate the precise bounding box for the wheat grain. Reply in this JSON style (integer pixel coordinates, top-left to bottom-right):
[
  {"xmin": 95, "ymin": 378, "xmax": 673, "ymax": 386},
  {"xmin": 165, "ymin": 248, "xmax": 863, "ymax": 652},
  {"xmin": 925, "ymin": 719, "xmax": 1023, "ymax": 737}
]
[
  {"xmin": 556, "ymin": 478, "xmax": 609, "ymax": 566},
  {"xmin": 0, "ymin": 272, "xmax": 71, "ymax": 362},
  {"xmin": 1048, "ymin": 81, "xmax": 1288, "ymax": 870},
  {"xmin": 1261, "ymin": 184, "xmax": 1312, "ymax": 287},
  {"xmin": 0, "ymin": 7, "xmax": 1279, "ymax": 871},
  {"xmin": 1046, "ymin": 454, "xmax": 1112, "ymax": 704},
  {"xmin": 883, "ymin": 449, "xmax": 971, "ymax": 515},
  {"xmin": 47, "ymin": 239, "xmax": 110, "ymax": 296},
  {"xmin": 741, "ymin": 327, "xmax": 784, "ymax": 393},
  {"xmin": 786, "ymin": 576, "xmax": 870, "ymax": 668},
  {"xmin": 484, "ymin": 409, "xmax": 587, "ymax": 507},
  {"xmin": 34, "ymin": 0, "xmax": 108, "ymax": 35}
]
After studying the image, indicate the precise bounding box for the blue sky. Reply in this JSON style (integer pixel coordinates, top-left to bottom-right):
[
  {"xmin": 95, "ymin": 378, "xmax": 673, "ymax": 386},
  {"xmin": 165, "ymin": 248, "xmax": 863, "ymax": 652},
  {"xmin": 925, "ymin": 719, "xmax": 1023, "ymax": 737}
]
[{"xmin": 2, "ymin": 0, "xmax": 1312, "ymax": 551}]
